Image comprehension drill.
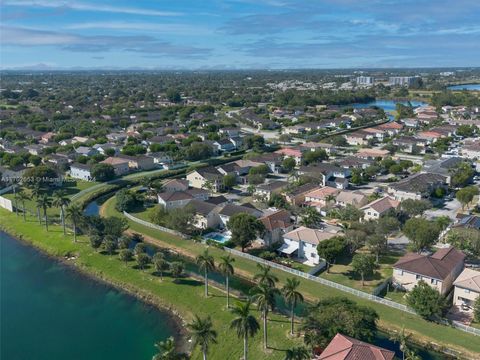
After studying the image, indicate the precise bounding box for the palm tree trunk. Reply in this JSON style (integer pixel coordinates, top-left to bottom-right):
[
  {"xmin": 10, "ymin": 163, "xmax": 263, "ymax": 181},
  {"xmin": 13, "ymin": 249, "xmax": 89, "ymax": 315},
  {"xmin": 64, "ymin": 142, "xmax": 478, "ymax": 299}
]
[
  {"xmin": 37, "ymin": 207, "xmax": 41, "ymax": 224},
  {"xmin": 263, "ymin": 311, "xmax": 267, "ymax": 349},
  {"xmin": 290, "ymin": 303, "xmax": 295, "ymax": 335},
  {"xmin": 361, "ymin": 273, "xmax": 364, "ymax": 286},
  {"xmin": 13, "ymin": 186, "xmax": 18, "ymax": 216},
  {"xmin": 205, "ymin": 269, "xmax": 208, "ymax": 297},
  {"xmin": 203, "ymin": 350, "xmax": 207, "ymax": 360},
  {"xmin": 61, "ymin": 207, "xmax": 66, "ymax": 235},
  {"xmin": 44, "ymin": 209, "xmax": 49, "ymax": 231},
  {"xmin": 73, "ymin": 220, "xmax": 77, "ymax": 242},
  {"xmin": 244, "ymin": 334, "xmax": 248, "ymax": 360},
  {"xmin": 226, "ymin": 275, "xmax": 230, "ymax": 308},
  {"xmin": 22, "ymin": 202, "xmax": 26, "ymax": 222}
]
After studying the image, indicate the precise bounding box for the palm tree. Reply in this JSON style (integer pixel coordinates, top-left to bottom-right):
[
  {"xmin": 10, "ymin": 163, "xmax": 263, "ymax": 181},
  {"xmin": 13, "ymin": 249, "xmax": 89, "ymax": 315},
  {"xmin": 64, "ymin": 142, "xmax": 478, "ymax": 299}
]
[
  {"xmin": 65, "ymin": 203, "xmax": 83, "ymax": 242},
  {"xmin": 53, "ymin": 190, "xmax": 71, "ymax": 235},
  {"xmin": 187, "ymin": 315, "xmax": 217, "ymax": 360},
  {"xmin": 253, "ymin": 264, "xmax": 278, "ymax": 287},
  {"xmin": 16, "ymin": 190, "xmax": 29, "ymax": 222},
  {"xmin": 31, "ymin": 184, "xmax": 43, "ymax": 224},
  {"xmin": 230, "ymin": 300, "xmax": 260, "ymax": 360},
  {"xmin": 152, "ymin": 337, "xmax": 188, "ymax": 360},
  {"xmin": 284, "ymin": 346, "xmax": 310, "ymax": 360},
  {"xmin": 251, "ymin": 283, "xmax": 280, "ymax": 349},
  {"xmin": 196, "ymin": 249, "xmax": 215, "ymax": 297},
  {"xmin": 218, "ymin": 255, "xmax": 235, "ymax": 308},
  {"xmin": 12, "ymin": 182, "xmax": 19, "ymax": 216},
  {"xmin": 153, "ymin": 252, "xmax": 168, "ymax": 280},
  {"xmin": 37, "ymin": 194, "xmax": 52, "ymax": 231},
  {"xmin": 282, "ymin": 277, "xmax": 304, "ymax": 335}
]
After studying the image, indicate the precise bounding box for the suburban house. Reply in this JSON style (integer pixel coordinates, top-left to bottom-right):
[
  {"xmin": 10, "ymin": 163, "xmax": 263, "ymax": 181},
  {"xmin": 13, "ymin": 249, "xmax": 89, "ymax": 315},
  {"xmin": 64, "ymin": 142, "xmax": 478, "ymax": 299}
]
[
  {"xmin": 70, "ymin": 163, "xmax": 93, "ymax": 181},
  {"xmin": 452, "ymin": 214, "xmax": 480, "ymax": 230},
  {"xmin": 93, "ymin": 143, "xmax": 120, "ymax": 156},
  {"xmin": 336, "ymin": 190, "xmax": 369, "ymax": 208},
  {"xmin": 361, "ymin": 196, "xmax": 399, "ymax": 221},
  {"xmin": 0, "ymin": 165, "xmax": 27, "ymax": 184},
  {"xmin": 423, "ymin": 157, "xmax": 469, "ymax": 185},
  {"xmin": 393, "ymin": 136, "xmax": 427, "ymax": 154},
  {"xmin": 254, "ymin": 181, "xmax": 289, "ymax": 201},
  {"xmin": 74, "ymin": 146, "xmax": 98, "ymax": 157},
  {"xmin": 453, "ymin": 268, "xmax": 480, "ymax": 312},
  {"xmin": 387, "ymin": 172, "xmax": 448, "ymax": 201},
  {"xmin": 213, "ymin": 138, "xmax": 236, "ymax": 152},
  {"xmin": 157, "ymin": 189, "xmax": 209, "ymax": 210},
  {"xmin": 392, "ymin": 247, "xmax": 465, "ymax": 295},
  {"xmin": 217, "ymin": 203, "xmax": 262, "ymax": 228},
  {"xmin": 187, "ymin": 166, "xmax": 225, "ymax": 193},
  {"xmin": 275, "ymin": 147, "xmax": 303, "ymax": 165},
  {"xmin": 298, "ymin": 164, "xmax": 350, "ymax": 189},
  {"xmin": 280, "ymin": 226, "xmax": 336, "ymax": 265},
  {"xmin": 259, "ymin": 209, "xmax": 294, "ymax": 246},
  {"xmin": 304, "ymin": 186, "xmax": 340, "ymax": 212},
  {"xmin": 118, "ymin": 155, "xmax": 156, "ymax": 170},
  {"xmin": 163, "ymin": 179, "xmax": 189, "ymax": 192},
  {"xmin": 318, "ymin": 333, "xmax": 394, "ymax": 360},
  {"xmin": 345, "ymin": 130, "xmax": 369, "ymax": 146},
  {"xmin": 284, "ymin": 182, "xmax": 320, "ymax": 206},
  {"xmin": 101, "ymin": 157, "xmax": 130, "ymax": 176},
  {"xmin": 354, "ymin": 148, "xmax": 390, "ymax": 160},
  {"xmin": 187, "ymin": 199, "xmax": 220, "ymax": 230}
]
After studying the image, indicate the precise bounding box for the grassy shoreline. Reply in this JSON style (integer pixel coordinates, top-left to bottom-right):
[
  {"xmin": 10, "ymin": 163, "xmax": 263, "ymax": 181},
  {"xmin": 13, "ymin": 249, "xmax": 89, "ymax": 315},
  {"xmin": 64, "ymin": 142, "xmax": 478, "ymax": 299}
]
[{"xmin": 100, "ymin": 197, "xmax": 480, "ymax": 359}]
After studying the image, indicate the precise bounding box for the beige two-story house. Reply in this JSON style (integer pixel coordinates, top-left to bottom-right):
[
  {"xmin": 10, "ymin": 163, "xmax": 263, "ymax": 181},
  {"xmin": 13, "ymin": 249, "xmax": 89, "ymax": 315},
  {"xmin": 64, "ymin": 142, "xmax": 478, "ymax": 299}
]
[
  {"xmin": 393, "ymin": 247, "xmax": 465, "ymax": 295},
  {"xmin": 453, "ymin": 268, "xmax": 480, "ymax": 311}
]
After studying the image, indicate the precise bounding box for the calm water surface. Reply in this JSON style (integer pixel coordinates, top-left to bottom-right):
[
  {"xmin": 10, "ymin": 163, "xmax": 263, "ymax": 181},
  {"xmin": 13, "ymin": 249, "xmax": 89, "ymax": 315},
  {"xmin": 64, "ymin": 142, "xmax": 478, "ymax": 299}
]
[
  {"xmin": 447, "ymin": 83, "xmax": 480, "ymax": 91},
  {"xmin": 0, "ymin": 231, "xmax": 177, "ymax": 360}
]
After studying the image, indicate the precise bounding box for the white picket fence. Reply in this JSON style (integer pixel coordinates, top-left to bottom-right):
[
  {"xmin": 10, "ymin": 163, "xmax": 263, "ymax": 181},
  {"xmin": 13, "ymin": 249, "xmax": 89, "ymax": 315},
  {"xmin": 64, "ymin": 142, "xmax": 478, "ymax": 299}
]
[
  {"xmin": 123, "ymin": 211, "xmax": 189, "ymax": 239},
  {"xmin": 122, "ymin": 211, "xmax": 480, "ymax": 337},
  {"xmin": 224, "ymin": 247, "xmax": 480, "ymax": 336}
]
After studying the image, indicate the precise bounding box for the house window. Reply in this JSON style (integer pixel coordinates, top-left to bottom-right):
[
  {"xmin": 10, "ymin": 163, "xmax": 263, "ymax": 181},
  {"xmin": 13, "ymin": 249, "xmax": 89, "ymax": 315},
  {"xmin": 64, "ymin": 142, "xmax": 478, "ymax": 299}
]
[
  {"xmin": 430, "ymin": 279, "xmax": 438, "ymax": 285},
  {"xmin": 367, "ymin": 211, "xmax": 371, "ymax": 215},
  {"xmin": 416, "ymin": 275, "xmax": 421, "ymax": 280},
  {"xmin": 465, "ymin": 289, "xmax": 470, "ymax": 294},
  {"xmin": 311, "ymin": 253, "xmax": 316, "ymax": 258}
]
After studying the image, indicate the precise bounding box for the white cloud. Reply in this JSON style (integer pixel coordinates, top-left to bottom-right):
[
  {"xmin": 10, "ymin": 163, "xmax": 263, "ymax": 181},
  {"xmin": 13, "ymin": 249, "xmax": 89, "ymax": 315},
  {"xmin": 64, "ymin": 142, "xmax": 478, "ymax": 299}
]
[
  {"xmin": 64, "ymin": 21, "xmax": 213, "ymax": 35},
  {"xmin": 2, "ymin": 0, "xmax": 183, "ymax": 16}
]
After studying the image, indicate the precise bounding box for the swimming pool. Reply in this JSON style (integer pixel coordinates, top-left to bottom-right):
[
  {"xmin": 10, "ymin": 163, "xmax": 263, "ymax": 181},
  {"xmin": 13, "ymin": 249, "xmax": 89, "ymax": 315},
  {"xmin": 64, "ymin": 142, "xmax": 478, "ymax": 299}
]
[{"xmin": 204, "ymin": 232, "xmax": 231, "ymax": 244}]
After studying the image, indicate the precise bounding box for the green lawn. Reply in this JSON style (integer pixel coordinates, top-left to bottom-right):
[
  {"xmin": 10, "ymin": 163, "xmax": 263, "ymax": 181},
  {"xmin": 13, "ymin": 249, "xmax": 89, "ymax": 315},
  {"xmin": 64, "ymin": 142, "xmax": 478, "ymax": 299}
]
[
  {"xmin": 318, "ymin": 251, "xmax": 400, "ymax": 294},
  {"xmin": 384, "ymin": 289, "xmax": 408, "ymax": 305},
  {"xmin": 98, "ymin": 197, "xmax": 480, "ymax": 358}
]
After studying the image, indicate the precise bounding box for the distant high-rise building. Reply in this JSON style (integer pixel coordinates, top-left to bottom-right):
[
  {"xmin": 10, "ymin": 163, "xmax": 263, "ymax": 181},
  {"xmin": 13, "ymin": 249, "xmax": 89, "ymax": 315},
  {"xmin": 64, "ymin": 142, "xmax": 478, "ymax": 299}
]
[
  {"xmin": 388, "ymin": 76, "xmax": 416, "ymax": 86},
  {"xmin": 356, "ymin": 76, "xmax": 374, "ymax": 85}
]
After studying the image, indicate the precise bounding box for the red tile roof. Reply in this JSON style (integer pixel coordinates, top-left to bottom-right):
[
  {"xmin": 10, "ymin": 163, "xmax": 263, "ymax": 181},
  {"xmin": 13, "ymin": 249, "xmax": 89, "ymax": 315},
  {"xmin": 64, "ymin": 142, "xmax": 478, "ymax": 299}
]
[{"xmin": 319, "ymin": 333, "xmax": 394, "ymax": 360}]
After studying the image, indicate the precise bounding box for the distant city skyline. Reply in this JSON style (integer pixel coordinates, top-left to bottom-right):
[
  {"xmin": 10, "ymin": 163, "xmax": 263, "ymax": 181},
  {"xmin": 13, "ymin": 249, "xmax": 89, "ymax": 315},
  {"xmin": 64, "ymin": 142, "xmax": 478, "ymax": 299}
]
[{"xmin": 1, "ymin": 0, "xmax": 479, "ymax": 70}]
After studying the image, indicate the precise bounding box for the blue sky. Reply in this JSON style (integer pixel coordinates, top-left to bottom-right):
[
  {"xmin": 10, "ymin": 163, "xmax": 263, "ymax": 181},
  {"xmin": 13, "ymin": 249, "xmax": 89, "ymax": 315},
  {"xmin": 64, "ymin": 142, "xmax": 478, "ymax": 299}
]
[{"xmin": 1, "ymin": 0, "xmax": 479, "ymax": 69}]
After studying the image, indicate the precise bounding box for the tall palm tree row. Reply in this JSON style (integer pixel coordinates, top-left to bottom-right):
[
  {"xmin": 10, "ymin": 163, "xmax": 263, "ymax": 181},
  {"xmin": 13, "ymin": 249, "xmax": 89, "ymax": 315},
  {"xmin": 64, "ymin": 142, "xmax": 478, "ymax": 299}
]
[
  {"xmin": 187, "ymin": 315, "xmax": 217, "ymax": 360},
  {"xmin": 218, "ymin": 255, "xmax": 235, "ymax": 308},
  {"xmin": 195, "ymin": 249, "xmax": 215, "ymax": 297},
  {"xmin": 230, "ymin": 300, "xmax": 260, "ymax": 360},
  {"xmin": 282, "ymin": 278, "xmax": 304, "ymax": 336},
  {"xmin": 16, "ymin": 189, "xmax": 29, "ymax": 222},
  {"xmin": 37, "ymin": 193, "xmax": 52, "ymax": 231},
  {"xmin": 53, "ymin": 190, "xmax": 71, "ymax": 235},
  {"xmin": 65, "ymin": 203, "xmax": 83, "ymax": 242},
  {"xmin": 251, "ymin": 282, "xmax": 280, "ymax": 349},
  {"xmin": 31, "ymin": 184, "xmax": 43, "ymax": 224}
]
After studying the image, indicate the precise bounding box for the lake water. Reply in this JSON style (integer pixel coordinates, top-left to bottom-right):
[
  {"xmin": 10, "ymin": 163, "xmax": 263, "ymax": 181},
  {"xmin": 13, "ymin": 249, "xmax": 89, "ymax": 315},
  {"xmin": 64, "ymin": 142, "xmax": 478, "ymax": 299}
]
[
  {"xmin": 0, "ymin": 231, "xmax": 178, "ymax": 360},
  {"xmin": 350, "ymin": 99, "xmax": 427, "ymax": 118},
  {"xmin": 447, "ymin": 83, "xmax": 480, "ymax": 91}
]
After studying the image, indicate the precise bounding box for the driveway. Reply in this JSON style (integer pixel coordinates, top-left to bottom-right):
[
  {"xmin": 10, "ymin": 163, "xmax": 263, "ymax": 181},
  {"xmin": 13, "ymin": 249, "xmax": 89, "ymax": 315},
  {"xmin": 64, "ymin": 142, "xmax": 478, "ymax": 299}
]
[{"xmin": 424, "ymin": 198, "xmax": 462, "ymax": 221}]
